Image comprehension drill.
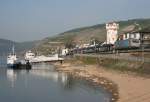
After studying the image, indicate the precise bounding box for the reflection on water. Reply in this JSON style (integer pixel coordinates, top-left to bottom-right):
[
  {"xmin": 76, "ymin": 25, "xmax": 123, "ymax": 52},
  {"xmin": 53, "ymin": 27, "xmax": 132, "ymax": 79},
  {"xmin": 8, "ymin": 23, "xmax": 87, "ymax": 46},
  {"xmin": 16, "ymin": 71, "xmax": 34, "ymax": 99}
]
[
  {"xmin": 6, "ymin": 66, "xmax": 68, "ymax": 88},
  {"xmin": 7, "ymin": 69, "xmax": 17, "ymax": 88},
  {"xmin": 0, "ymin": 56, "xmax": 6, "ymax": 68},
  {"xmin": 1, "ymin": 61, "xmax": 112, "ymax": 102}
]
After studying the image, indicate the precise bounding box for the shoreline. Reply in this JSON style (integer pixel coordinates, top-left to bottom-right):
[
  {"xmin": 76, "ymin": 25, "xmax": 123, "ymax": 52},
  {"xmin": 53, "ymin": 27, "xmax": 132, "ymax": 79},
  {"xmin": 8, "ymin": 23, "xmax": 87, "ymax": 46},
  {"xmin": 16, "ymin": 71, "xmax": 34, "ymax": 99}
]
[
  {"xmin": 54, "ymin": 62, "xmax": 119, "ymax": 102},
  {"xmin": 53, "ymin": 61, "xmax": 150, "ymax": 102}
]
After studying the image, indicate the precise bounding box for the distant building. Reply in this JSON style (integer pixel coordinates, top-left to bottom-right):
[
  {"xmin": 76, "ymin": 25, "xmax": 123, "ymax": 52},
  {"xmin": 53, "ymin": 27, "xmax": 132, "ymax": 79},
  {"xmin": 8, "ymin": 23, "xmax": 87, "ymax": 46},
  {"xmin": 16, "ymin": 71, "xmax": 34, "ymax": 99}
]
[
  {"xmin": 120, "ymin": 27, "xmax": 150, "ymax": 48},
  {"xmin": 106, "ymin": 22, "xmax": 119, "ymax": 44},
  {"xmin": 120, "ymin": 32, "xmax": 140, "ymax": 40}
]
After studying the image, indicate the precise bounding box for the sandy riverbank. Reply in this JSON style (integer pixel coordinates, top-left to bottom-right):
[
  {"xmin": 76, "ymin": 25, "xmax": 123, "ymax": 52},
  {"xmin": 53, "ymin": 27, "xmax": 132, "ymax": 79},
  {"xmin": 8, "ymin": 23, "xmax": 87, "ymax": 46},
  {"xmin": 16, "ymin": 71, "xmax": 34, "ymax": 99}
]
[{"xmin": 53, "ymin": 61, "xmax": 150, "ymax": 102}]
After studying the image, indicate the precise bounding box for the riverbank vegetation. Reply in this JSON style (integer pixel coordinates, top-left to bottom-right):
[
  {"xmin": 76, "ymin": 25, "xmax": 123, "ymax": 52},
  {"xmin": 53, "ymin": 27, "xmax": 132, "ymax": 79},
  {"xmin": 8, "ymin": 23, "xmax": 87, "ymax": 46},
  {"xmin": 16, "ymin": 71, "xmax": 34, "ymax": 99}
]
[{"xmin": 74, "ymin": 55, "xmax": 150, "ymax": 76}]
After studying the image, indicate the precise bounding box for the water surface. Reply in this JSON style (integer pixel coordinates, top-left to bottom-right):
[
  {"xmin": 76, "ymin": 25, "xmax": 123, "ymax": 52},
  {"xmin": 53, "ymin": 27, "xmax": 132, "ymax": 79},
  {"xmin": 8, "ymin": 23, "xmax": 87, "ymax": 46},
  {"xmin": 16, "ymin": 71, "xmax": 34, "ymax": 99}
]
[{"xmin": 0, "ymin": 57, "xmax": 112, "ymax": 102}]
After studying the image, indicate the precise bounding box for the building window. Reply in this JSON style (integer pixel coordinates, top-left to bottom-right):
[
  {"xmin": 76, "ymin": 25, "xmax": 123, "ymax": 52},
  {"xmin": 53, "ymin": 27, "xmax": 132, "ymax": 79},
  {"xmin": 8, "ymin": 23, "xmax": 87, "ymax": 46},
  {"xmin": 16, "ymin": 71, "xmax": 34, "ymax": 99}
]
[
  {"xmin": 131, "ymin": 34, "xmax": 134, "ymax": 38},
  {"xmin": 134, "ymin": 34, "xmax": 136, "ymax": 39},
  {"xmin": 136, "ymin": 33, "xmax": 140, "ymax": 39},
  {"xmin": 127, "ymin": 34, "xmax": 129, "ymax": 39}
]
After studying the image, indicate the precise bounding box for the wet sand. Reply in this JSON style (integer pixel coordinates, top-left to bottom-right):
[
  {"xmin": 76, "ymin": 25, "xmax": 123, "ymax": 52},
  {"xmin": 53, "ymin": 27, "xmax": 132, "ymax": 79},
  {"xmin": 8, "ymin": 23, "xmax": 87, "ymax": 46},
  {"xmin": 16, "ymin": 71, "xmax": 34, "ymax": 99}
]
[{"xmin": 54, "ymin": 62, "xmax": 150, "ymax": 102}]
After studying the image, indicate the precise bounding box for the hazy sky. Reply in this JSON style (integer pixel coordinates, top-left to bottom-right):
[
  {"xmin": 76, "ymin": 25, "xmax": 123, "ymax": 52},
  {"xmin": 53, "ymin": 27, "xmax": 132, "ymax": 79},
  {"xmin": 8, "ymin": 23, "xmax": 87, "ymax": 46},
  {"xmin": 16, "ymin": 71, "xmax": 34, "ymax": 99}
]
[{"xmin": 0, "ymin": 0, "xmax": 150, "ymax": 42}]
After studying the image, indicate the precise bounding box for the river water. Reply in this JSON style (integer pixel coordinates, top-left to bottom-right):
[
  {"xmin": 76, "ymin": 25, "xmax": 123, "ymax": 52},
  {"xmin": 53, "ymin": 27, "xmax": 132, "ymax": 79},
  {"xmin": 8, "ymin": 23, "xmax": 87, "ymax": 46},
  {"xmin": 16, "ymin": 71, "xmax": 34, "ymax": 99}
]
[{"xmin": 0, "ymin": 57, "xmax": 112, "ymax": 102}]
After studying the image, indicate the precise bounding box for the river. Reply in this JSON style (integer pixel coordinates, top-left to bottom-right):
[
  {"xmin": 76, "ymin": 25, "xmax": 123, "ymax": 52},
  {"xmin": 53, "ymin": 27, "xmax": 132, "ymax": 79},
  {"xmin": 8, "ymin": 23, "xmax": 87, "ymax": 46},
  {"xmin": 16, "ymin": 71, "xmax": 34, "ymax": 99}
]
[{"xmin": 0, "ymin": 57, "xmax": 112, "ymax": 102}]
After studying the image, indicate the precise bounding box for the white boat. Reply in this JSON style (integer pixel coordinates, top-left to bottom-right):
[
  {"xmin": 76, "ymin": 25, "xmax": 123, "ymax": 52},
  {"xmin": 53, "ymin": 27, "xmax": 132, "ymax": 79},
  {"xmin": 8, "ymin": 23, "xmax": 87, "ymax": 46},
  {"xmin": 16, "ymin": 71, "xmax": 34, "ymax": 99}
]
[
  {"xmin": 25, "ymin": 50, "xmax": 35, "ymax": 60},
  {"xmin": 30, "ymin": 54, "xmax": 63, "ymax": 63},
  {"xmin": 7, "ymin": 47, "xmax": 32, "ymax": 69},
  {"xmin": 24, "ymin": 51, "xmax": 63, "ymax": 63},
  {"xmin": 7, "ymin": 46, "xmax": 18, "ymax": 68}
]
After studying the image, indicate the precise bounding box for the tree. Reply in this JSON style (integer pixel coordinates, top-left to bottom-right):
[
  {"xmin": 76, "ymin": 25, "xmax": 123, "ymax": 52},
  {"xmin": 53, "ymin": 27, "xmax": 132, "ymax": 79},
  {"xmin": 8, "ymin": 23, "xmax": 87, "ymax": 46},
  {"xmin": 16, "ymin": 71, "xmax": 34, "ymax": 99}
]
[{"xmin": 65, "ymin": 40, "xmax": 76, "ymax": 49}]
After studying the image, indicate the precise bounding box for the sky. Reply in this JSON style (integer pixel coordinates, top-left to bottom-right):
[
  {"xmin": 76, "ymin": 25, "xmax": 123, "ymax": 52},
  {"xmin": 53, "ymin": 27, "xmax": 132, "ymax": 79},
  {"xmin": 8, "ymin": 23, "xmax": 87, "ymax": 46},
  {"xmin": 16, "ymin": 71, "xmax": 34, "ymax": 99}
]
[{"xmin": 0, "ymin": 0, "xmax": 150, "ymax": 42}]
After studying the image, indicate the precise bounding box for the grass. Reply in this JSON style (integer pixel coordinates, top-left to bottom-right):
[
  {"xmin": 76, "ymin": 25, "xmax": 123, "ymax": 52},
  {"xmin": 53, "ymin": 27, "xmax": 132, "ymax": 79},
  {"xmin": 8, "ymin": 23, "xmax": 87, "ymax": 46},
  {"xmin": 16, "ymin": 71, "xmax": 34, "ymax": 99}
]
[
  {"xmin": 75, "ymin": 56, "xmax": 98, "ymax": 65},
  {"xmin": 75, "ymin": 56, "xmax": 150, "ymax": 75}
]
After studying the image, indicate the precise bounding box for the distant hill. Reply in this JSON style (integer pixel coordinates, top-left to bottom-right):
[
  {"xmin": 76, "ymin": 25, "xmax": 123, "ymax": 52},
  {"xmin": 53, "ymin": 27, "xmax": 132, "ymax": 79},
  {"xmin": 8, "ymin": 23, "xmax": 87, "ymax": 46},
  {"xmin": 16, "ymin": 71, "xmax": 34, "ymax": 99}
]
[
  {"xmin": 47, "ymin": 18, "xmax": 150, "ymax": 43},
  {"xmin": 0, "ymin": 38, "xmax": 37, "ymax": 56},
  {"xmin": 33, "ymin": 18, "xmax": 150, "ymax": 55},
  {"xmin": 0, "ymin": 39, "xmax": 15, "ymax": 55}
]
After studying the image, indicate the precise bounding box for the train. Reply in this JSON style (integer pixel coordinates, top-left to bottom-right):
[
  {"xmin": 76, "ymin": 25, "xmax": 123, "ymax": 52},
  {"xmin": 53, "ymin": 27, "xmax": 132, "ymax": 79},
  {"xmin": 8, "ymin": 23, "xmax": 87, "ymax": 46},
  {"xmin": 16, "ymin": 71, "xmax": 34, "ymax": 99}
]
[{"xmin": 68, "ymin": 38, "xmax": 150, "ymax": 55}]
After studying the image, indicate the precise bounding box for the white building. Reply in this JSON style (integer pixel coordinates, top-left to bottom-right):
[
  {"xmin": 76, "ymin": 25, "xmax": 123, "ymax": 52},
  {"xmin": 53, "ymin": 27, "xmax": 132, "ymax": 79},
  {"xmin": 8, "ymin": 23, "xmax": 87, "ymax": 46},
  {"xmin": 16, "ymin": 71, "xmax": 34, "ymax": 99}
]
[
  {"xmin": 120, "ymin": 28, "xmax": 150, "ymax": 48},
  {"xmin": 106, "ymin": 22, "xmax": 119, "ymax": 44},
  {"xmin": 121, "ymin": 33, "xmax": 140, "ymax": 40}
]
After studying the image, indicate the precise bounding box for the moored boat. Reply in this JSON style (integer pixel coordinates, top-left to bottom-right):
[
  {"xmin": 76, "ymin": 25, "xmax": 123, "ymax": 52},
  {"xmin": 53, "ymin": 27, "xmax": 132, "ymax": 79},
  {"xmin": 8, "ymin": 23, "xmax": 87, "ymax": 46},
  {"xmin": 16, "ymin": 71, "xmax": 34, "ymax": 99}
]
[
  {"xmin": 24, "ymin": 50, "xmax": 63, "ymax": 63},
  {"xmin": 7, "ymin": 53, "xmax": 18, "ymax": 68},
  {"xmin": 25, "ymin": 50, "xmax": 35, "ymax": 61},
  {"xmin": 29, "ymin": 54, "xmax": 64, "ymax": 63},
  {"xmin": 7, "ymin": 46, "xmax": 32, "ymax": 70},
  {"xmin": 7, "ymin": 46, "xmax": 18, "ymax": 68}
]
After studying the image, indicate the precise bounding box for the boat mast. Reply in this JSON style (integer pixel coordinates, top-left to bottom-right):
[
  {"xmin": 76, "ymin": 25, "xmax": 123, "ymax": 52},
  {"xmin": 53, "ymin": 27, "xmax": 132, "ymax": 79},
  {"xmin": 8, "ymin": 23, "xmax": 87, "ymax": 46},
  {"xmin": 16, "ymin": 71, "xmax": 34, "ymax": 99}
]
[{"xmin": 12, "ymin": 45, "xmax": 15, "ymax": 55}]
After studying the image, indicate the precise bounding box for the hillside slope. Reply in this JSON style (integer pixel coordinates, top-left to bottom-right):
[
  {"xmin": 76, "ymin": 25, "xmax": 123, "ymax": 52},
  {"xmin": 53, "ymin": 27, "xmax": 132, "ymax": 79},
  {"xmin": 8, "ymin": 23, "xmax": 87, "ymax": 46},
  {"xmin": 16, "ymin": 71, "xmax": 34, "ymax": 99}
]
[
  {"xmin": 35, "ymin": 18, "xmax": 150, "ymax": 54},
  {"xmin": 0, "ymin": 39, "xmax": 37, "ymax": 56}
]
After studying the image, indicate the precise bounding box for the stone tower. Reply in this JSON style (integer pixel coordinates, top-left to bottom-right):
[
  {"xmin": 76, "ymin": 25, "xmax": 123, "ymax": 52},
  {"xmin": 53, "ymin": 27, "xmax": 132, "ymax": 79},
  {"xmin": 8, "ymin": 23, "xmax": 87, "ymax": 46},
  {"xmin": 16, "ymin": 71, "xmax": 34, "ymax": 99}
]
[{"xmin": 106, "ymin": 22, "xmax": 119, "ymax": 44}]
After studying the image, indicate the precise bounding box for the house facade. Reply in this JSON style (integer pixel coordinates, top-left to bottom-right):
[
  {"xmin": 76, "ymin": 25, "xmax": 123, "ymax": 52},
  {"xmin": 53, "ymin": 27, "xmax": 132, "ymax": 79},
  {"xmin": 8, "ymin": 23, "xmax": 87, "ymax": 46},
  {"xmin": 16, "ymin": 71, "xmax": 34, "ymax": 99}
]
[{"xmin": 119, "ymin": 27, "xmax": 150, "ymax": 48}]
